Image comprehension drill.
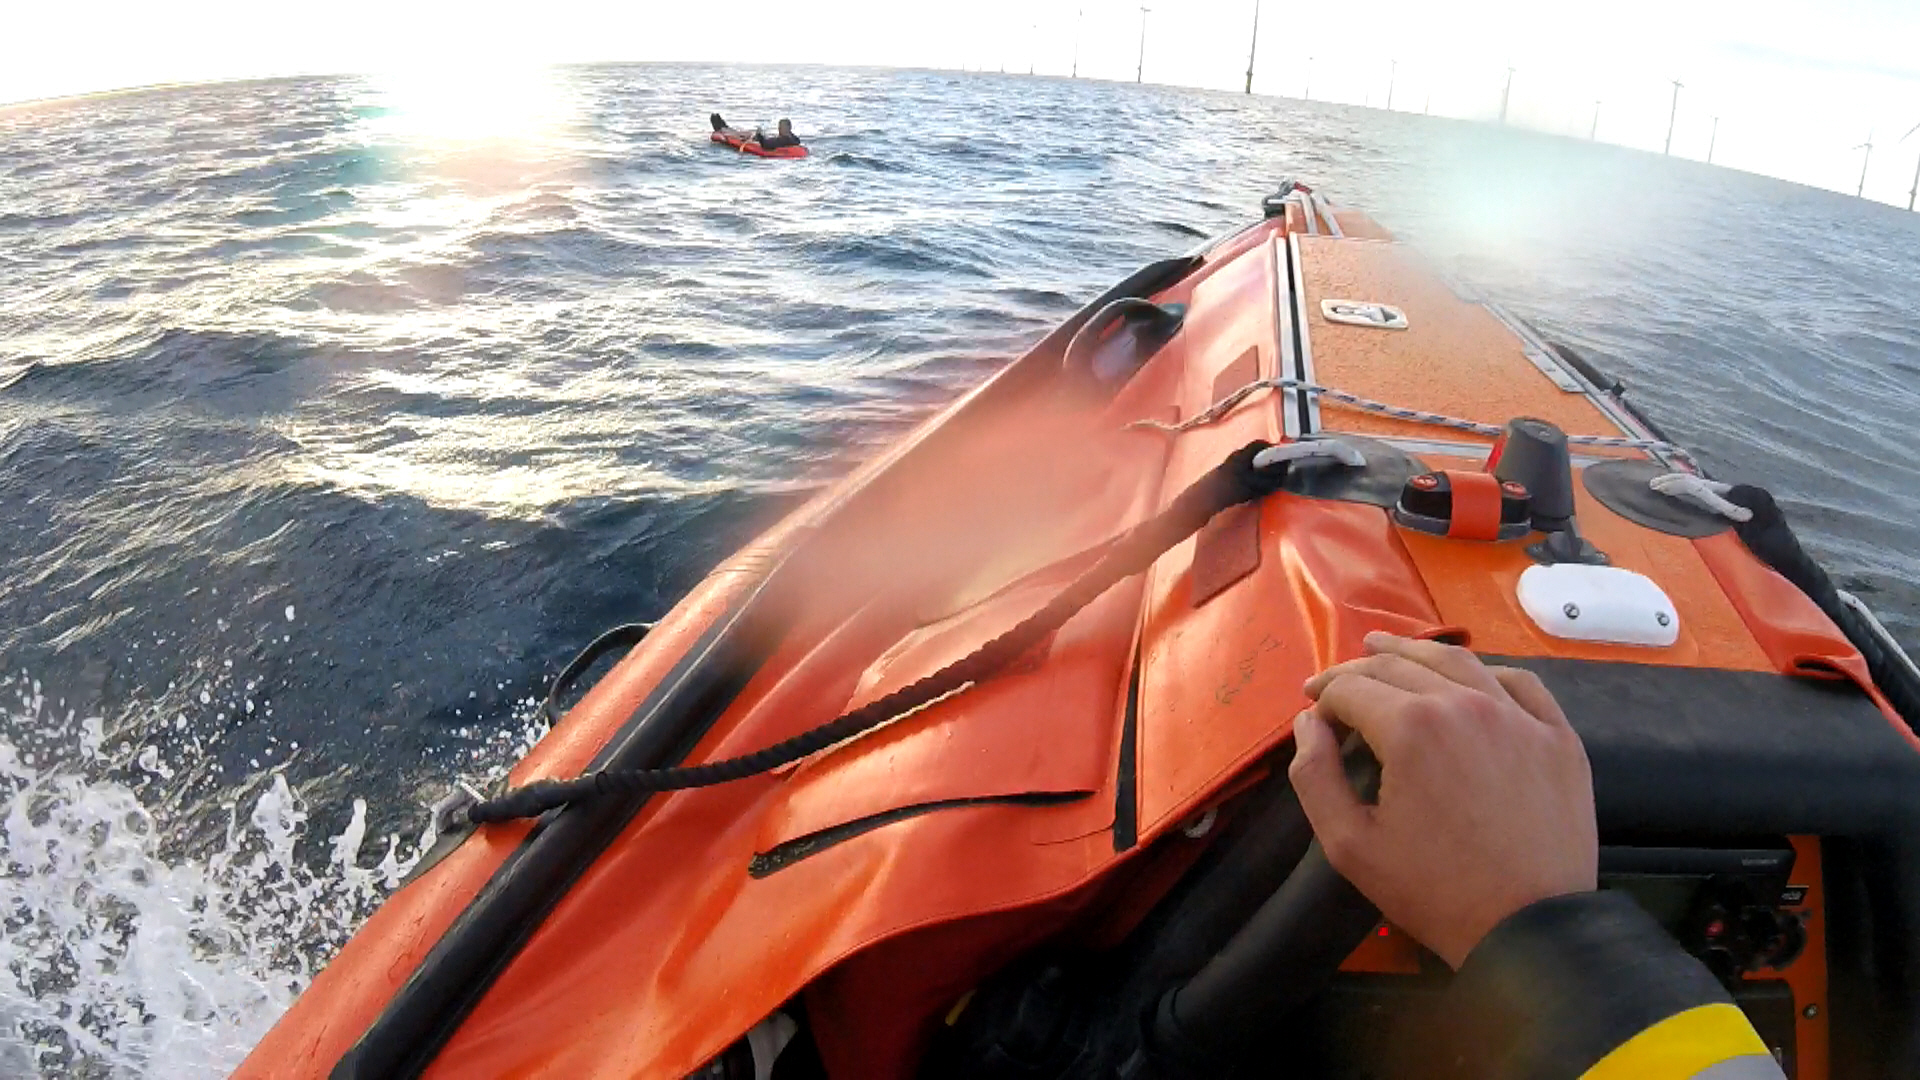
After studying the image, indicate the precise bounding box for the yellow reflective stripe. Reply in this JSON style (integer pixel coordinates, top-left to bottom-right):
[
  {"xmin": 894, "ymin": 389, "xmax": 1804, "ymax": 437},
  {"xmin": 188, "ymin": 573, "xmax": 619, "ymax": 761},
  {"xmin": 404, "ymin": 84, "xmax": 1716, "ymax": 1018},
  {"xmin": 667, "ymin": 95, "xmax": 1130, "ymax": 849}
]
[{"xmin": 1582, "ymin": 1003, "xmax": 1773, "ymax": 1080}]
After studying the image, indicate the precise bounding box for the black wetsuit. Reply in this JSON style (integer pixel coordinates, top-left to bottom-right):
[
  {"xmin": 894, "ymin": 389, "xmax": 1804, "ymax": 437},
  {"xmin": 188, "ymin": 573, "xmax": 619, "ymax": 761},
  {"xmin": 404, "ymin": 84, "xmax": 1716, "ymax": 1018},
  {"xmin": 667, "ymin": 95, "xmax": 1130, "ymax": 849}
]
[{"xmin": 1427, "ymin": 891, "xmax": 1786, "ymax": 1078}]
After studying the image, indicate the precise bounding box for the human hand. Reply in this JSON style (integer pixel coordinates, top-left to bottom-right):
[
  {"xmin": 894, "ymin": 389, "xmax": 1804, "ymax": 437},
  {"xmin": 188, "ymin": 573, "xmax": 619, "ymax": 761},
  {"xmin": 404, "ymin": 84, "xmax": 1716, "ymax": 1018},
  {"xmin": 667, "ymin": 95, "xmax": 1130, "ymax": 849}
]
[{"xmin": 1289, "ymin": 632, "xmax": 1598, "ymax": 968}]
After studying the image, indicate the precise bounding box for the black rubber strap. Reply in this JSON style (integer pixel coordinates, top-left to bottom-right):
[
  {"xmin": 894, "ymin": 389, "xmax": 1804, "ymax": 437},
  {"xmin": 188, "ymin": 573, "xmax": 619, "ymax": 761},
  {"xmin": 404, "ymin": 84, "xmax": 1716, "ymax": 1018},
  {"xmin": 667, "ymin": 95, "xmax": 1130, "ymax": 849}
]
[{"xmin": 464, "ymin": 441, "xmax": 1292, "ymax": 826}]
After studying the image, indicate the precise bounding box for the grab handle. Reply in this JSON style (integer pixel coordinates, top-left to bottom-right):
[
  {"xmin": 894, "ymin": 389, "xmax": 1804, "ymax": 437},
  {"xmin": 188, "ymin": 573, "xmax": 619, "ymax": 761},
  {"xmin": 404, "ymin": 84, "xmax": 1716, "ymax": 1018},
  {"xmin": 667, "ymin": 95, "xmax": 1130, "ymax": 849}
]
[{"xmin": 1062, "ymin": 297, "xmax": 1185, "ymax": 387}]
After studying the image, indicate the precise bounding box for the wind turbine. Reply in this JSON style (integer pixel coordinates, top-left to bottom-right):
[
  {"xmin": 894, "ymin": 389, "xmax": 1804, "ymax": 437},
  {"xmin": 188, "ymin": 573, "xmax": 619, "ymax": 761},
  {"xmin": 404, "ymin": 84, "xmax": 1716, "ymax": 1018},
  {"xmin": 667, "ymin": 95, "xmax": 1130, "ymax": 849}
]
[
  {"xmin": 1902, "ymin": 120, "xmax": 1920, "ymax": 211},
  {"xmin": 1707, "ymin": 116, "xmax": 1719, "ymax": 164},
  {"xmin": 1499, "ymin": 66, "xmax": 1515, "ymax": 124},
  {"xmin": 1136, "ymin": 6, "xmax": 1150, "ymax": 84},
  {"xmin": 1386, "ymin": 60, "xmax": 1397, "ymax": 111},
  {"xmin": 1856, "ymin": 132, "xmax": 1875, "ymax": 198},
  {"xmin": 1663, "ymin": 80, "xmax": 1683, "ymax": 155},
  {"xmin": 1071, "ymin": 7, "xmax": 1082, "ymax": 78},
  {"xmin": 1244, "ymin": 0, "xmax": 1260, "ymax": 94}
]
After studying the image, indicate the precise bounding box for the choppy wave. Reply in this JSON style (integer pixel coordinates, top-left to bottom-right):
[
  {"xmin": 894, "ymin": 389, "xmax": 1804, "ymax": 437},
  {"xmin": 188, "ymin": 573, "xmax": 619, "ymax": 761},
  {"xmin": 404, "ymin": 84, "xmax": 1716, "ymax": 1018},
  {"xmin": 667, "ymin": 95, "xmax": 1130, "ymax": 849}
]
[{"xmin": 2, "ymin": 63, "xmax": 1918, "ymax": 1073}]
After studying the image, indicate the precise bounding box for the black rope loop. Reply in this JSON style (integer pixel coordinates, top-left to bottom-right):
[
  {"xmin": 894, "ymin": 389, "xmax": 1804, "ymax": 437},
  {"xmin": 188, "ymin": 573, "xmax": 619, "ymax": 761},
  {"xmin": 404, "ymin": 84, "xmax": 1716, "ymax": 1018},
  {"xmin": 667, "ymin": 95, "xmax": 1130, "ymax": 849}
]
[{"xmin": 463, "ymin": 441, "xmax": 1288, "ymax": 827}]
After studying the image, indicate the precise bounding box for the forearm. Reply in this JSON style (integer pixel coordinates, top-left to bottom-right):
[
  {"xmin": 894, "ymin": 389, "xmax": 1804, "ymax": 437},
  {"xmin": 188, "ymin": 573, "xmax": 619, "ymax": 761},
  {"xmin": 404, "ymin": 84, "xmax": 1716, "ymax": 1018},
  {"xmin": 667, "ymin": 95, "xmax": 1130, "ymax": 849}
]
[{"xmin": 1438, "ymin": 891, "xmax": 1783, "ymax": 1079}]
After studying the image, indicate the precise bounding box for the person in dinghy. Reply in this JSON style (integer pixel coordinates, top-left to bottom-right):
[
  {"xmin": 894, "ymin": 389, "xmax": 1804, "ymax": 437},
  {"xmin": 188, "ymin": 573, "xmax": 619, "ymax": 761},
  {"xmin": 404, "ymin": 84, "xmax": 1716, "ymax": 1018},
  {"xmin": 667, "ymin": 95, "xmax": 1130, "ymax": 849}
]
[{"xmin": 710, "ymin": 112, "xmax": 803, "ymax": 152}]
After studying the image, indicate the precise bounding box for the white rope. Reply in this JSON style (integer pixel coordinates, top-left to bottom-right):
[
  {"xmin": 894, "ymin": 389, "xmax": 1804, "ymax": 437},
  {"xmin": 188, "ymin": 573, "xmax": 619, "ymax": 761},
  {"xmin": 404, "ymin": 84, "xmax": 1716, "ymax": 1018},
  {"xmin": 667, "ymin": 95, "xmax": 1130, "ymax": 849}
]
[
  {"xmin": 1131, "ymin": 377, "xmax": 1696, "ymax": 467},
  {"xmin": 1649, "ymin": 473, "xmax": 1752, "ymax": 522}
]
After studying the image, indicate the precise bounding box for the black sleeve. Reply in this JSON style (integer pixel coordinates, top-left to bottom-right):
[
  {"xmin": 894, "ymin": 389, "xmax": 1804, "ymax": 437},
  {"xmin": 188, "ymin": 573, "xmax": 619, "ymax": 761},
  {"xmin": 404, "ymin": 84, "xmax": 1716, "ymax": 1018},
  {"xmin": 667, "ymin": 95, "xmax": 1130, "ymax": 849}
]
[{"xmin": 1431, "ymin": 890, "xmax": 1738, "ymax": 1079}]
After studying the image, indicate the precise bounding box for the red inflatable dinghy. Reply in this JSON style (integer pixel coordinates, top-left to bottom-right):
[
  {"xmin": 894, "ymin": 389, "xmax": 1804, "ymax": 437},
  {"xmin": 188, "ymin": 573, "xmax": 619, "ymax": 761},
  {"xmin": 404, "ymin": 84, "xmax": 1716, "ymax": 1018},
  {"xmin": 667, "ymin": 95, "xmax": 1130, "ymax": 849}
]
[{"xmin": 712, "ymin": 128, "xmax": 808, "ymax": 159}]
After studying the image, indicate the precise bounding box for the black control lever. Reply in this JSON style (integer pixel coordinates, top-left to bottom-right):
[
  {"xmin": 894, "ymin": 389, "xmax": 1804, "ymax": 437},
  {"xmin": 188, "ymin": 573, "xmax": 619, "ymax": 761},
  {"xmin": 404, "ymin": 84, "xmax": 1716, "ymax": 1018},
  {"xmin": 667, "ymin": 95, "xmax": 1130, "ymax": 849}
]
[{"xmin": 1133, "ymin": 735, "xmax": 1384, "ymax": 1078}]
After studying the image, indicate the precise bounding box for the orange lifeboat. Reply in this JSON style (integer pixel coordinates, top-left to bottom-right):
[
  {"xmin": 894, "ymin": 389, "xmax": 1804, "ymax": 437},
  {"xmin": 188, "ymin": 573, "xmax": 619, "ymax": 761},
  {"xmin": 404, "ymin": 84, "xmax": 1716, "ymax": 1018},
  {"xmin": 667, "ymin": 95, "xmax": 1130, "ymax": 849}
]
[{"xmin": 239, "ymin": 183, "xmax": 1920, "ymax": 1080}]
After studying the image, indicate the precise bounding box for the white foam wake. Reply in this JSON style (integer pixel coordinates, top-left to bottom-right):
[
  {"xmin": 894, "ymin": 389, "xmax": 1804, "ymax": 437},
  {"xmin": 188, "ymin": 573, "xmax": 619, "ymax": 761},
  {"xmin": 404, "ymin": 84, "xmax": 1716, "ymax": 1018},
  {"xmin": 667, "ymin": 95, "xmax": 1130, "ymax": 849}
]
[{"xmin": 0, "ymin": 674, "xmax": 547, "ymax": 1078}]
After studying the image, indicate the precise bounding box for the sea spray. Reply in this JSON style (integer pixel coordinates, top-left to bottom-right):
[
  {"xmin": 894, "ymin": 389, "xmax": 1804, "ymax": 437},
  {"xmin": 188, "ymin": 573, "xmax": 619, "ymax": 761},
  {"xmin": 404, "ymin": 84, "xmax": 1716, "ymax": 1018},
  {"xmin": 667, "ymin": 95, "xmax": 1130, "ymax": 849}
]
[{"xmin": 0, "ymin": 674, "xmax": 549, "ymax": 1077}]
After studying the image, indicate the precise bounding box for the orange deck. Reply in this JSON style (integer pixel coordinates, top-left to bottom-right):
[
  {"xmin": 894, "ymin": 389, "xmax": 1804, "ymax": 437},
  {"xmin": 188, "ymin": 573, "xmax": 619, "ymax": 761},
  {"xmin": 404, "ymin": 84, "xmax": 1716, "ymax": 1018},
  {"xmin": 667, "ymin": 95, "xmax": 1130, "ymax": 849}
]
[{"xmin": 1297, "ymin": 234, "xmax": 1625, "ymax": 445}]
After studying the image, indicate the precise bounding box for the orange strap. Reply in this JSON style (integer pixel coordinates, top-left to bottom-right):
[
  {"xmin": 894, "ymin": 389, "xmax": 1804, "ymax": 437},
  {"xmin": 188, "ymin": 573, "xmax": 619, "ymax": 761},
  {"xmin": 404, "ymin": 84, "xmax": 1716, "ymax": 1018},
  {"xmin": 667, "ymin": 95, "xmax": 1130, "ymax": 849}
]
[{"xmin": 1444, "ymin": 470, "xmax": 1504, "ymax": 541}]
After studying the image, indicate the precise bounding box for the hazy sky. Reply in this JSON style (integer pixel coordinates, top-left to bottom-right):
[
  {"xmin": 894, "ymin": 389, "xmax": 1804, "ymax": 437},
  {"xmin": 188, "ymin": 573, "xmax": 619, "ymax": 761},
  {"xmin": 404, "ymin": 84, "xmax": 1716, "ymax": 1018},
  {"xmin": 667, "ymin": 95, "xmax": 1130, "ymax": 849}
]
[{"xmin": 7, "ymin": 0, "xmax": 1920, "ymax": 204}]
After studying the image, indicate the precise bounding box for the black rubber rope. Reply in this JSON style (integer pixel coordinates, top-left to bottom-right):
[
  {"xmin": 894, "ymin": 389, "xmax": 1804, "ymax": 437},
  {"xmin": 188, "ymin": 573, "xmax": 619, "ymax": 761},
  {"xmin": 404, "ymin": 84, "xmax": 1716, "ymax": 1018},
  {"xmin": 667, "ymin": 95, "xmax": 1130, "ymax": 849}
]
[{"xmin": 463, "ymin": 441, "xmax": 1291, "ymax": 826}]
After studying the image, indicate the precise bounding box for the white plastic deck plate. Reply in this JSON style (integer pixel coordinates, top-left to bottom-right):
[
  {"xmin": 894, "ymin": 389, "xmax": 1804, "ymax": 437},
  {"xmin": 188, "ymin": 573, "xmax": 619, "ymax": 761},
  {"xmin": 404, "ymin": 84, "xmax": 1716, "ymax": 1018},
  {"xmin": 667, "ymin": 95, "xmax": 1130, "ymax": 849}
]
[{"xmin": 1517, "ymin": 563, "xmax": 1680, "ymax": 647}]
